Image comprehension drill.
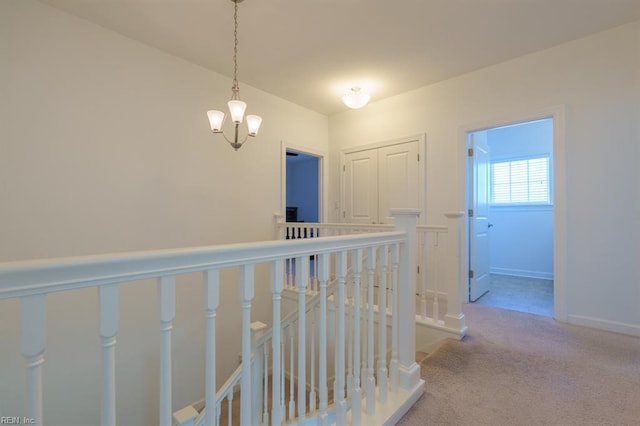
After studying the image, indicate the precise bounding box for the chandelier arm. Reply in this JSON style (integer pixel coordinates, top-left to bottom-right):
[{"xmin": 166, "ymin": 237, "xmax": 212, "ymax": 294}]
[{"xmin": 220, "ymin": 127, "xmax": 251, "ymax": 151}]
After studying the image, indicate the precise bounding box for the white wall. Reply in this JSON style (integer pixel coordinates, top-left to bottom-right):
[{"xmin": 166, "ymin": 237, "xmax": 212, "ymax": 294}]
[
  {"xmin": 0, "ymin": 1, "xmax": 328, "ymax": 424},
  {"xmin": 487, "ymin": 119, "xmax": 554, "ymax": 279},
  {"xmin": 329, "ymin": 22, "xmax": 640, "ymax": 335}
]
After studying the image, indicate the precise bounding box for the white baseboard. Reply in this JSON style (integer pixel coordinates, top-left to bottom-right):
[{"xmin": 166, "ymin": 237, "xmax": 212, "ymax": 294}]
[
  {"xmin": 567, "ymin": 314, "xmax": 640, "ymax": 337},
  {"xmin": 491, "ymin": 268, "xmax": 553, "ymax": 280}
]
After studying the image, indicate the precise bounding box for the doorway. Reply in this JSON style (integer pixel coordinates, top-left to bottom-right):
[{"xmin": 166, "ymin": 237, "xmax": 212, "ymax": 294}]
[
  {"xmin": 285, "ymin": 148, "xmax": 321, "ymax": 223},
  {"xmin": 466, "ymin": 117, "xmax": 557, "ymax": 317}
]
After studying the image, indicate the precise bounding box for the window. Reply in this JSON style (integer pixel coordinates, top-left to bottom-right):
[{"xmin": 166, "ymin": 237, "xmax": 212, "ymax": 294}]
[{"xmin": 491, "ymin": 156, "xmax": 550, "ymax": 204}]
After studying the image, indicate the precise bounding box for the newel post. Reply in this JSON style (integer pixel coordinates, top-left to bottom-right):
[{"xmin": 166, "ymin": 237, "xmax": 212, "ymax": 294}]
[
  {"xmin": 391, "ymin": 208, "xmax": 421, "ymax": 391},
  {"xmin": 443, "ymin": 212, "xmax": 467, "ymax": 334},
  {"xmin": 274, "ymin": 213, "xmax": 285, "ymax": 240}
]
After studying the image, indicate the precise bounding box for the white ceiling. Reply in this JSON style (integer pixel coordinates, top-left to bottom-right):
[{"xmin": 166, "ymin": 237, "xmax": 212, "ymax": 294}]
[{"xmin": 40, "ymin": 0, "xmax": 640, "ymax": 116}]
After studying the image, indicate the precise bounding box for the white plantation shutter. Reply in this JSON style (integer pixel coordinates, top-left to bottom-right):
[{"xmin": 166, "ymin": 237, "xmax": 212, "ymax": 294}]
[{"xmin": 491, "ymin": 156, "xmax": 550, "ymax": 204}]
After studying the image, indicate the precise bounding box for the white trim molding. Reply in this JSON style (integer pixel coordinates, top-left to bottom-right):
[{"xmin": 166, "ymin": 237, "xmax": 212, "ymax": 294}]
[
  {"xmin": 567, "ymin": 315, "xmax": 640, "ymax": 337},
  {"xmin": 458, "ymin": 105, "xmax": 567, "ymax": 322}
]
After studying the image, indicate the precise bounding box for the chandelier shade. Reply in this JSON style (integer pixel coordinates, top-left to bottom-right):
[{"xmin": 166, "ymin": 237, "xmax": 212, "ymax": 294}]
[
  {"xmin": 246, "ymin": 115, "xmax": 263, "ymax": 136},
  {"xmin": 207, "ymin": 110, "xmax": 225, "ymax": 132},
  {"xmin": 342, "ymin": 86, "xmax": 370, "ymax": 109},
  {"xmin": 227, "ymin": 100, "xmax": 247, "ymax": 124},
  {"xmin": 206, "ymin": 0, "xmax": 262, "ymax": 150}
]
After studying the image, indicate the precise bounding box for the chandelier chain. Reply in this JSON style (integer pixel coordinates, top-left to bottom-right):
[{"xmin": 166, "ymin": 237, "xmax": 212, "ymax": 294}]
[{"xmin": 232, "ymin": 0, "xmax": 239, "ymax": 98}]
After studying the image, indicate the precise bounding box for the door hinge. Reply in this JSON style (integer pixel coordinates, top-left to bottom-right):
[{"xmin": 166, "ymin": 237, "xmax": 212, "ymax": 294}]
[
  {"xmin": 468, "ymin": 148, "xmax": 474, "ymax": 157},
  {"xmin": 417, "ymin": 265, "xmax": 420, "ymax": 274},
  {"xmin": 417, "ymin": 153, "xmax": 420, "ymax": 161},
  {"xmin": 342, "ymin": 211, "xmax": 346, "ymax": 218},
  {"xmin": 469, "ymin": 270, "xmax": 474, "ymax": 279},
  {"xmin": 468, "ymin": 208, "xmax": 474, "ymax": 217},
  {"xmin": 343, "ymin": 165, "xmax": 346, "ymax": 172}
]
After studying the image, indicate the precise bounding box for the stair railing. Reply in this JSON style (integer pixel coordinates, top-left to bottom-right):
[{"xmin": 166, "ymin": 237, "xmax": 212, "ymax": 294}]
[
  {"xmin": 0, "ymin": 210, "xmax": 423, "ymax": 426},
  {"xmin": 275, "ymin": 211, "xmax": 467, "ymax": 337}
]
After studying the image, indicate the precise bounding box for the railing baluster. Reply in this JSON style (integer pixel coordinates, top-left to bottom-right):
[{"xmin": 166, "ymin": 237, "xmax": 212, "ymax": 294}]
[
  {"xmin": 227, "ymin": 393, "xmax": 233, "ymax": 426},
  {"xmin": 420, "ymin": 232, "xmax": 428, "ymax": 319},
  {"xmin": 239, "ymin": 264, "xmax": 254, "ymax": 426},
  {"xmin": 309, "ymin": 306, "xmax": 316, "ymax": 413},
  {"xmin": 158, "ymin": 276, "xmax": 176, "ymax": 426},
  {"xmin": 263, "ymin": 344, "xmax": 269, "ymax": 425},
  {"xmin": 390, "ymin": 244, "xmax": 400, "ymax": 391},
  {"xmin": 99, "ymin": 284, "xmax": 118, "ymax": 426},
  {"xmin": 21, "ymin": 294, "xmax": 46, "ymax": 425},
  {"xmin": 366, "ymin": 247, "xmax": 376, "ymax": 415},
  {"xmin": 296, "ymin": 256, "xmax": 309, "ymax": 424},
  {"xmin": 253, "ymin": 334, "xmax": 266, "ymax": 424},
  {"xmin": 287, "ymin": 258, "xmax": 294, "ymax": 290},
  {"xmin": 318, "ymin": 253, "xmax": 330, "ymax": 425},
  {"xmin": 335, "ymin": 250, "xmax": 348, "ymax": 424},
  {"xmin": 271, "ymin": 260, "xmax": 284, "ymax": 426},
  {"xmin": 346, "ymin": 262, "xmax": 354, "ymax": 399},
  {"xmin": 433, "ymin": 233, "xmax": 440, "ymax": 322},
  {"xmin": 288, "ymin": 324, "xmax": 295, "ymax": 421},
  {"xmin": 281, "ymin": 331, "xmax": 286, "ymax": 421},
  {"xmin": 332, "ymin": 300, "xmax": 338, "ymax": 404},
  {"xmin": 204, "ymin": 270, "xmax": 219, "ymax": 426},
  {"xmin": 378, "ymin": 246, "xmax": 389, "ymax": 403},
  {"xmin": 360, "ymin": 251, "xmax": 367, "ymax": 395},
  {"xmin": 352, "ymin": 248, "xmax": 363, "ymax": 425}
]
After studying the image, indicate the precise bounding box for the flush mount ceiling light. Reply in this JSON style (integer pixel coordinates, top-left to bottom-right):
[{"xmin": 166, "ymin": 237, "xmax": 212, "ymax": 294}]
[
  {"xmin": 207, "ymin": 0, "xmax": 262, "ymax": 151},
  {"xmin": 341, "ymin": 87, "xmax": 370, "ymax": 109}
]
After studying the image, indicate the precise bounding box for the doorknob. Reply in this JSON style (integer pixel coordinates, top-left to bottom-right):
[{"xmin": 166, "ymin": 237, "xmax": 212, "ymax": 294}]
[{"xmin": 488, "ymin": 223, "xmax": 494, "ymax": 228}]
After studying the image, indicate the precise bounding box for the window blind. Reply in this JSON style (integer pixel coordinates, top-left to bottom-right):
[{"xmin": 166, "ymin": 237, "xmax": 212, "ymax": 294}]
[{"xmin": 491, "ymin": 156, "xmax": 550, "ymax": 204}]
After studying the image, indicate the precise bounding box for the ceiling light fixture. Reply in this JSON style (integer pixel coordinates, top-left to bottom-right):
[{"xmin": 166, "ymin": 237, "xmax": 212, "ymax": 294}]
[
  {"xmin": 342, "ymin": 86, "xmax": 370, "ymax": 109},
  {"xmin": 207, "ymin": 0, "xmax": 262, "ymax": 151}
]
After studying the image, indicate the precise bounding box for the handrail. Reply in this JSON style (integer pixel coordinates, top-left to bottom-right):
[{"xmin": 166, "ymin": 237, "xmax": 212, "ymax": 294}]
[
  {"xmin": 278, "ymin": 221, "xmax": 394, "ymax": 231},
  {"xmin": 0, "ymin": 232, "xmax": 404, "ymax": 299},
  {"xmin": 278, "ymin": 221, "xmax": 448, "ymax": 233}
]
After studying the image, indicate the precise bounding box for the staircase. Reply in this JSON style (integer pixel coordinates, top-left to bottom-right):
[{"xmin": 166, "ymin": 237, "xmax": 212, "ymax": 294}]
[
  {"xmin": 173, "ymin": 211, "xmax": 467, "ymax": 425},
  {"xmin": 0, "ymin": 209, "xmax": 465, "ymax": 425}
]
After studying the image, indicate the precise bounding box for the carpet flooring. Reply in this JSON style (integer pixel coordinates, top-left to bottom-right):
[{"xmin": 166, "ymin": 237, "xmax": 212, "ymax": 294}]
[{"xmin": 398, "ymin": 304, "xmax": 640, "ymax": 426}]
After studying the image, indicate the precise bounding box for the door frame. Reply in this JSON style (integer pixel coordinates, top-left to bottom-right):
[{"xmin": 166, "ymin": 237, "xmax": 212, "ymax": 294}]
[
  {"xmin": 458, "ymin": 106, "xmax": 567, "ymax": 322},
  {"xmin": 281, "ymin": 141, "xmax": 327, "ymax": 223},
  {"xmin": 339, "ymin": 133, "xmax": 427, "ymax": 224}
]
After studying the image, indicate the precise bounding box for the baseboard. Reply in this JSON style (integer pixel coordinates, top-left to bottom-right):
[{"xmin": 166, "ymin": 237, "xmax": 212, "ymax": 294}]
[
  {"xmin": 491, "ymin": 268, "xmax": 553, "ymax": 280},
  {"xmin": 567, "ymin": 314, "xmax": 640, "ymax": 337}
]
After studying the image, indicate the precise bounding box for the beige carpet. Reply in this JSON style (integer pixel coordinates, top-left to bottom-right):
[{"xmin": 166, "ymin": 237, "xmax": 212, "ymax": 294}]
[{"xmin": 398, "ymin": 304, "xmax": 640, "ymax": 426}]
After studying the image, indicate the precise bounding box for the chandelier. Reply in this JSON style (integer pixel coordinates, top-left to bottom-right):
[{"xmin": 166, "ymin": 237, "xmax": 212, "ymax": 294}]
[
  {"xmin": 342, "ymin": 86, "xmax": 370, "ymax": 109},
  {"xmin": 207, "ymin": 0, "xmax": 262, "ymax": 151}
]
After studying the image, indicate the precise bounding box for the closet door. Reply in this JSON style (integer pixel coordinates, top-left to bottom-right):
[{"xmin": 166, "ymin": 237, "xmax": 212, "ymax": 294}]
[
  {"xmin": 343, "ymin": 149, "xmax": 379, "ymax": 223},
  {"xmin": 378, "ymin": 141, "xmax": 420, "ymax": 223}
]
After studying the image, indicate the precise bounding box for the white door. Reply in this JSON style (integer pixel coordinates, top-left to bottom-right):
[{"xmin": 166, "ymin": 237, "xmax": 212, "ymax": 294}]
[
  {"xmin": 377, "ymin": 142, "xmax": 420, "ymax": 224},
  {"xmin": 469, "ymin": 132, "xmax": 491, "ymax": 301},
  {"xmin": 343, "ymin": 149, "xmax": 378, "ymax": 223},
  {"xmin": 343, "ymin": 141, "xmax": 420, "ymax": 224}
]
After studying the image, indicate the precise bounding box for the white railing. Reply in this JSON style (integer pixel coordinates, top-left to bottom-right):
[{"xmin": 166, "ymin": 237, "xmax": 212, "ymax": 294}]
[
  {"xmin": 275, "ymin": 212, "xmax": 467, "ymax": 337},
  {"xmin": 0, "ymin": 210, "xmax": 424, "ymax": 426}
]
